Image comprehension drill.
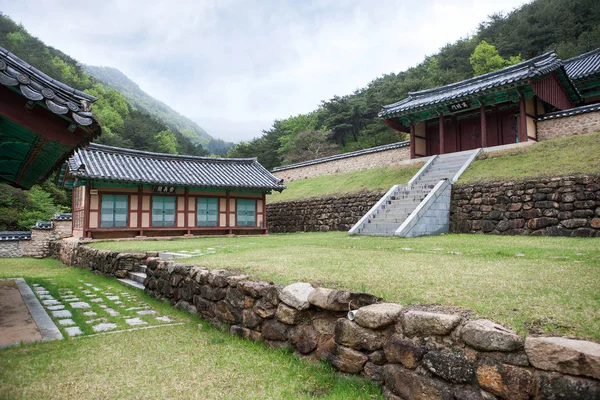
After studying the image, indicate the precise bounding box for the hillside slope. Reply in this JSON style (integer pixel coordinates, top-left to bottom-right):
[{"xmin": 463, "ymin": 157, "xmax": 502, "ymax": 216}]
[{"xmin": 84, "ymin": 65, "xmax": 210, "ymax": 142}]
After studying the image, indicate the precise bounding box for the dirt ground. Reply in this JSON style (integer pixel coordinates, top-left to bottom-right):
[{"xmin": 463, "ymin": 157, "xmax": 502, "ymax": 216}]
[{"xmin": 0, "ymin": 280, "xmax": 41, "ymax": 347}]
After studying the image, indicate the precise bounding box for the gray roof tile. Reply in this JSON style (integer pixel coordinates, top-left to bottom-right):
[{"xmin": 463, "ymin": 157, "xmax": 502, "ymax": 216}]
[
  {"xmin": 564, "ymin": 47, "xmax": 600, "ymax": 82},
  {"xmin": 0, "ymin": 47, "xmax": 101, "ymax": 134},
  {"xmin": 68, "ymin": 144, "xmax": 285, "ymax": 192}
]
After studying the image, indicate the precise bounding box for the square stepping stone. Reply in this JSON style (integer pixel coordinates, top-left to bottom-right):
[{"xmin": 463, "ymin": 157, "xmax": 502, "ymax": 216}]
[
  {"xmin": 64, "ymin": 298, "xmax": 81, "ymax": 302},
  {"xmin": 105, "ymin": 308, "xmax": 120, "ymax": 316},
  {"xmin": 39, "ymin": 295, "xmax": 54, "ymax": 300},
  {"xmin": 36, "ymin": 290, "xmax": 50, "ymax": 295},
  {"xmin": 33, "ymin": 283, "xmax": 40, "ymax": 287},
  {"xmin": 58, "ymin": 319, "xmax": 76, "ymax": 326},
  {"xmin": 84, "ymin": 283, "xmax": 93, "ymax": 287},
  {"xmin": 91, "ymin": 298, "xmax": 103, "ymax": 303},
  {"xmin": 52, "ymin": 310, "xmax": 72, "ymax": 318},
  {"xmin": 113, "ymin": 301, "xmax": 123, "ymax": 305},
  {"xmin": 92, "ymin": 287, "xmax": 101, "ymax": 291},
  {"xmin": 155, "ymin": 316, "xmax": 172, "ymax": 322},
  {"xmin": 47, "ymin": 305, "xmax": 65, "ymax": 310},
  {"xmin": 137, "ymin": 309, "xmax": 157, "ymax": 316},
  {"xmin": 93, "ymin": 323, "xmax": 117, "ymax": 332},
  {"xmin": 106, "ymin": 296, "xmax": 119, "ymax": 300},
  {"xmin": 86, "ymin": 318, "xmax": 106, "ymax": 324},
  {"xmin": 125, "ymin": 318, "xmax": 147, "ymax": 326},
  {"xmin": 126, "ymin": 306, "xmax": 148, "ymax": 311},
  {"xmin": 42, "ymin": 299, "xmax": 60, "ymax": 306},
  {"xmin": 70, "ymin": 302, "xmax": 91, "ymax": 309},
  {"xmin": 83, "ymin": 311, "xmax": 97, "ymax": 317},
  {"xmin": 65, "ymin": 326, "xmax": 83, "ymax": 336},
  {"xmin": 81, "ymin": 289, "xmax": 91, "ymax": 294},
  {"xmin": 99, "ymin": 305, "xmax": 107, "ymax": 309},
  {"xmin": 85, "ymin": 294, "xmax": 97, "ymax": 297}
]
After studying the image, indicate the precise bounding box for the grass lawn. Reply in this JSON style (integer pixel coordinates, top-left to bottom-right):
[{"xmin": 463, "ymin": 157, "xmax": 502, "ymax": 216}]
[
  {"xmin": 268, "ymin": 164, "xmax": 422, "ymax": 204},
  {"xmin": 458, "ymin": 131, "xmax": 600, "ymax": 184},
  {"xmin": 91, "ymin": 233, "xmax": 600, "ymax": 341},
  {"xmin": 0, "ymin": 258, "xmax": 381, "ymax": 400}
]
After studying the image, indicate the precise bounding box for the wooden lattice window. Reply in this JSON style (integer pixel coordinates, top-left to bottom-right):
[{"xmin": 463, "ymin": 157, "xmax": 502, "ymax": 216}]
[
  {"xmin": 152, "ymin": 196, "xmax": 176, "ymax": 227},
  {"xmin": 236, "ymin": 199, "xmax": 256, "ymax": 227},
  {"xmin": 197, "ymin": 198, "xmax": 218, "ymax": 227}
]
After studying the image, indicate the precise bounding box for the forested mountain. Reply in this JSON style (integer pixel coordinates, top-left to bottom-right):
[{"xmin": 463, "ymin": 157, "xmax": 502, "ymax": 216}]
[
  {"xmin": 227, "ymin": 0, "xmax": 600, "ymax": 170},
  {"xmin": 83, "ymin": 65, "xmax": 233, "ymax": 155}
]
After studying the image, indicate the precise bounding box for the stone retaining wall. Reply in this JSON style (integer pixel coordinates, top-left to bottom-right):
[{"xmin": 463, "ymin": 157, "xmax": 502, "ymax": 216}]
[
  {"xmin": 49, "ymin": 241, "xmax": 154, "ymax": 278},
  {"xmin": 266, "ymin": 191, "xmax": 384, "ymax": 233},
  {"xmin": 273, "ymin": 146, "xmax": 412, "ymax": 182},
  {"xmin": 537, "ymin": 109, "xmax": 600, "ymax": 141},
  {"xmin": 451, "ymin": 175, "xmax": 600, "ymax": 237},
  {"xmin": 51, "ymin": 240, "xmax": 600, "ymax": 399}
]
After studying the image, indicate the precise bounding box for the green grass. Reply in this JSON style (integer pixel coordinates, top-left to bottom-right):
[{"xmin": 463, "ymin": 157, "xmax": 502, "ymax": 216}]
[
  {"xmin": 0, "ymin": 258, "xmax": 382, "ymax": 400},
  {"xmin": 269, "ymin": 164, "xmax": 422, "ymax": 204},
  {"xmin": 91, "ymin": 233, "xmax": 600, "ymax": 341},
  {"xmin": 459, "ymin": 131, "xmax": 600, "ymax": 184}
]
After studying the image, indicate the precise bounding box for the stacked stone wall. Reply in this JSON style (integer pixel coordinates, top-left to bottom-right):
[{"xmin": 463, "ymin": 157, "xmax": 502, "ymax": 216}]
[
  {"xmin": 0, "ymin": 220, "xmax": 73, "ymax": 258},
  {"xmin": 537, "ymin": 111, "xmax": 600, "ymax": 141},
  {"xmin": 0, "ymin": 241, "xmax": 22, "ymax": 257},
  {"xmin": 451, "ymin": 175, "xmax": 600, "ymax": 237},
  {"xmin": 48, "ymin": 242, "xmax": 154, "ymax": 278},
  {"xmin": 266, "ymin": 191, "xmax": 384, "ymax": 233},
  {"xmin": 274, "ymin": 147, "xmax": 412, "ymax": 182},
  {"xmin": 50, "ymin": 241, "xmax": 600, "ymax": 399}
]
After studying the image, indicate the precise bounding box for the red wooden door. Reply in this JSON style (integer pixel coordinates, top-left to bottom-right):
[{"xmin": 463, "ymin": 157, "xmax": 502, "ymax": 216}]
[
  {"xmin": 426, "ymin": 122, "xmax": 439, "ymax": 156},
  {"xmin": 458, "ymin": 117, "xmax": 480, "ymax": 151},
  {"xmin": 499, "ymin": 110, "xmax": 518, "ymax": 145}
]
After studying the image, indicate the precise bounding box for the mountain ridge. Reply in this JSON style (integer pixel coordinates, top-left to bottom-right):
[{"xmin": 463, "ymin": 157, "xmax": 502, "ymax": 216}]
[{"xmin": 84, "ymin": 64, "xmax": 236, "ymax": 155}]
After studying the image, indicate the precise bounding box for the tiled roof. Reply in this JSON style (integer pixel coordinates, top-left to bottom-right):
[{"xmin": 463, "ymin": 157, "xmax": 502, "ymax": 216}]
[
  {"xmin": 0, "ymin": 231, "xmax": 31, "ymax": 241},
  {"xmin": 564, "ymin": 47, "xmax": 600, "ymax": 82},
  {"xmin": 0, "ymin": 47, "xmax": 101, "ymax": 134},
  {"xmin": 380, "ymin": 51, "xmax": 563, "ymax": 118},
  {"xmin": 68, "ymin": 144, "xmax": 285, "ymax": 192},
  {"xmin": 537, "ymin": 103, "xmax": 600, "ymax": 121},
  {"xmin": 271, "ymin": 141, "xmax": 409, "ymax": 172}
]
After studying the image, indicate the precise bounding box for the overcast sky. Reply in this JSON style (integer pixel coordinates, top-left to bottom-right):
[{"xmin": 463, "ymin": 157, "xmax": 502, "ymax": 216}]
[{"xmin": 2, "ymin": 0, "xmax": 528, "ymax": 142}]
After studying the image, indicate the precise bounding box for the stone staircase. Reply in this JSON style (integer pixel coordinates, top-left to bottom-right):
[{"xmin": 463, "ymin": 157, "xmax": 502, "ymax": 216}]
[
  {"xmin": 117, "ymin": 264, "xmax": 147, "ymax": 290},
  {"xmin": 349, "ymin": 149, "xmax": 480, "ymax": 237}
]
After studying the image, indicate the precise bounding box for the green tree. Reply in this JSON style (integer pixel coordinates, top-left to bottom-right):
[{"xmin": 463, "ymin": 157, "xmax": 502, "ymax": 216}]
[
  {"xmin": 470, "ymin": 40, "xmax": 511, "ymax": 76},
  {"xmin": 154, "ymin": 129, "xmax": 178, "ymax": 154}
]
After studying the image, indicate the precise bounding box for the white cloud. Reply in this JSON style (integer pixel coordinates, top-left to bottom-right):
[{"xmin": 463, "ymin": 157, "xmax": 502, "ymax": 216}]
[{"xmin": 1, "ymin": 0, "xmax": 529, "ymax": 142}]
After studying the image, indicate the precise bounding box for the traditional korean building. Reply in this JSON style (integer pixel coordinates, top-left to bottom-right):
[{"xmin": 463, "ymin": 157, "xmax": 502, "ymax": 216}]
[
  {"xmin": 379, "ymin": 51, "xmax": 581, "ymax": 158},
  {"xmin": 0, "ymin": 47, "xmax": 101, "ymax": 189},
  {"xmin": 60, "ymin": 144, "xmax": 285, "ymax": 239}
]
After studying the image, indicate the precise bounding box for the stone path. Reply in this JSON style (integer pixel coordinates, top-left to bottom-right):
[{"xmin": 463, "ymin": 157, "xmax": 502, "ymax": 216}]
[{"xmin": 31, "ymin": 279, "xmax": 182, "ymax": 338}]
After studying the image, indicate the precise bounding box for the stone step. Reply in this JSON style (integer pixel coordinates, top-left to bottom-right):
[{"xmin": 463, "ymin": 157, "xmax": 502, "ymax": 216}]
[
  {"xmin": 117, "ymin": 278, "xmax": 145, "ymax": 291},
  {"xmin": 135, "ymin": 265, "xmax": 147, "ymax": 273},
  {"xmin": 128, "ymin": 271, "xmax": 147, "ymax": 284}
]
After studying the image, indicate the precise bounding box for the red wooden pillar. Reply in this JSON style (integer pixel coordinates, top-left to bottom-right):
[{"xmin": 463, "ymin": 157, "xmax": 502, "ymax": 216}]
[
  {"xmin": 518, "ymin": 93, "xmax": 527, "ymax": 143},
  {"xmin": 137, "ymin": 185, "xmax": 143, "ymax": 236},
  {"xmin": 438, "ymin": 114, "xmax": 445, "ymax": 155},
  {"xmin": 184, "ymin": 187, "xmax": 190, "ymax": 234},
  {"xmin": 480, "ymin": 103, "xmax": 488, "ymax": 148},
  {"xmin": 409, "ymin": 121, "xmax": 415, "ymax": 159},
  {"xmin": 84, "ymin": 183, "xmax": 91, "ymax": 238}
]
